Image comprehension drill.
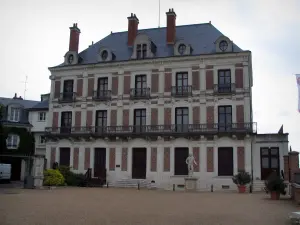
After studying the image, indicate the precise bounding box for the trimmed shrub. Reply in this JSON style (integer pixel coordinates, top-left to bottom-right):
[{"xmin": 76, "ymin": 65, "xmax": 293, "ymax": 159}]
[
  {"xmin": 44, "ymin": 169, "xmax": 64, "ymax": 186},
  {"xmin": 232, "ymin": 171, "xmax": 251, "ymax": 186},
  {"xmin": 57, "ymin": 165, "xmax": 86, "ymax": 186},
  {"xmin": 265, "ymin": 171, "xmax": 286, "ymax": 195}
]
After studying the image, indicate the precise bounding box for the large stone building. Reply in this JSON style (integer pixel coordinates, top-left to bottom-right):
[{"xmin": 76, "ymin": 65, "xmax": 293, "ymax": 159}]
[{"xmin": 45, "ymin": 9, "xmax": 289, "ymax": 191}]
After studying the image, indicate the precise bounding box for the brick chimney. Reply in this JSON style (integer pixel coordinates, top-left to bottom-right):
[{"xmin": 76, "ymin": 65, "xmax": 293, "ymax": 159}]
[
  {"xmin": 166, "ymin": 8, "xmax": 176, "ymax": 45},
  {"xmin": 127, "ymin": 13, "xmax": 139, "ymax": 47},
  {"xmin": 69, "ymin": 23, "xmax": 81, "ymax": 52}
]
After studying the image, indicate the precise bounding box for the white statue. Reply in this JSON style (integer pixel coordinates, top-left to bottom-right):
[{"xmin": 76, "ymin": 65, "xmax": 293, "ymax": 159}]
[{"xmin": 186, "ymin": 153, "xmax": 198, "ymax": 177}]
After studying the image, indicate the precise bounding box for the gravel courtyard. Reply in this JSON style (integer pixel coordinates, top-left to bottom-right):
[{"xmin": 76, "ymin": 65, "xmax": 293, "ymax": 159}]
[{"xmin": 0, "ymin": 187, "xmax": 298, "ymax": 225}]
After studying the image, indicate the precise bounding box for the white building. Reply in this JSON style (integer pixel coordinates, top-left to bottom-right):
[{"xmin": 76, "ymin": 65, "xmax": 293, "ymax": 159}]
[{"xmin": 45, "ymin": 9, "xmax": 289, "ymax": 191}]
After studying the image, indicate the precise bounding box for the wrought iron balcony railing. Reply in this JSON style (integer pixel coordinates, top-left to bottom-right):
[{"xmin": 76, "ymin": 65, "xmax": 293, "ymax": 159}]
[
  {"xmin": 58, "ymin": 92, "xmax": 76, "ymax": 103},
  {"xmin": 130, "ymin": 88, "xmax": 151, "ymax": 100},
  {"xmin": 171, "ymin": 85, "xmax": 192, "ymax": 97},
  {"xmin": 213, "ymin": 83, "xmax": 236, "ymax": 94},
  {"xmin": 45, "ymin": 123, "xmax": 257, "ymax": 138},
  {"xmin": 92, "ymin": 90, "xmax": 112, "ymax": 101}
]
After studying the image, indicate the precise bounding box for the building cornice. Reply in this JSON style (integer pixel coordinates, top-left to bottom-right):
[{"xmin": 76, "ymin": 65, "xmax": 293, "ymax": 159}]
[{"xmin": 48, "ymin": 51, "xmax": 251, "ymax": 73}]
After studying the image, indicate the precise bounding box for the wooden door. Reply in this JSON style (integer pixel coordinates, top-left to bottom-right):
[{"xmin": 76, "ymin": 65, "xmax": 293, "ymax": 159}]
[
  {"xmin": 261, "ymin": 147, "xmax": 279, "ymax": 180},
  {"xmin": 174, "ymin": 148, "xmax": 189, "ymax": 175},
  {"xmin": 132, "ymin": 148, "xmax": 147, "ymax": 179},
  {"xmin": 94, "ymin": 148, "xmax": 106, "ymax": 178},
  {"xmin": 218, "ymin": 147, "xmax": 233, "ymax": 176},
  {"xmin": 59, "ymin": 148, "xmax": 70, "ymax": 166}
]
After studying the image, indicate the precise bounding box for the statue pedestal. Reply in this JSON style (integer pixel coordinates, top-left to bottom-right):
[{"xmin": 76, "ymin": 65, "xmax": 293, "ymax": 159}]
[{"xmin": 184, "ymin": 177, "xmax": 198, "ymax": 192}]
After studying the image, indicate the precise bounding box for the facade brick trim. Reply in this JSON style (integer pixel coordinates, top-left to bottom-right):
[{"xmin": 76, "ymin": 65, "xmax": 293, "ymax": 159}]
[
  {"xmin": 121, "ymin": 148, "xmax": 128, "ymax": 171},
  {"xmin": 73, "ymin": 147, "xmax": 79, "ymax": 170},
  {"xmin": 207, "ymin": 147, "xmax": 214, "ymax": 172},
  {"xmin": 150, "ymin": 148, "xmax": 157, "ymax": 172},
  {"xmin": 84, "ymin": 148, "xmax": 90, "ymax": 170},
  {"xmin": 109, "ymin": 148, "xmax": 116, "ymax": 171},
  {"xmin": 164, "ymin": 147, "xmax": 170, "ymax": 172},
  {"xmin": 237, "ymin": 147, "xmax": 245, "ymax": 171}
]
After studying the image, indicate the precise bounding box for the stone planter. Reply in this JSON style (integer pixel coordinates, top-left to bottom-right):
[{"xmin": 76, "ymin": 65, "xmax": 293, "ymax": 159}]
[
  {"xmin": 270, "ymin": 191, "xmax": 280, "ymax": 200},
  {"xmin": 238, "ymin": 185, "xmax": 246, "ymax": 193}
]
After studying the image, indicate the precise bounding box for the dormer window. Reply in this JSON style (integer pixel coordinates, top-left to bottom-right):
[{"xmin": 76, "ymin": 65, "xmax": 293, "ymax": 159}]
[
  {"xmin": 101, "ymin": 50, "xmax": 108, "ymax": 60},
  {"xmin": 137, "ymin": 44, "xmax": 147, "ymax": 59},
  {"xmin": 131, "ymin": 34, "xmax": 155, "ymax": 59},
  {"xmin": 68, "ymin": 55, "xmax": 74, "ymax": 64},
  {"xmin": 174, "ymin": 41, "xmax": 192, "ymax": 56},
  {"xmin": 215, "ymin": 36, "xmax": 233, "ymax": 53},
  {"xmin": 178, "ymin": 44, "xmax": 186, "ymax": 55},
  {"xmin": 219, "ymin": 40, "xmax": 228, "ymax": 52},
  {"xmin": 10, "ymin": 108, "xmax": 20, "ymax": 122}
]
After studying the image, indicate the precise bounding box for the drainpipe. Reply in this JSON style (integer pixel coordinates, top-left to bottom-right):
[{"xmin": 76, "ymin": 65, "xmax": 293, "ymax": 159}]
[{"xmin": 249, "ymin": 56, "xmax": 254, "ymax": 192}]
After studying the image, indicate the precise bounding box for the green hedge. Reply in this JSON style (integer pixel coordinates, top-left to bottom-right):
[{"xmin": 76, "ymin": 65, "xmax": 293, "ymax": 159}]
[
  {"xmin": 44, "ymin": 169, "xmax": 65, "ymax": 186},
  {"xmin": 57, "ymin": 166, "xmax": 86, "ymax": 186}
]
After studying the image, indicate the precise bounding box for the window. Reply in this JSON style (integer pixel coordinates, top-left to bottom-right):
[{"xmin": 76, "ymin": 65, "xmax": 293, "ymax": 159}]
[
  {"xmin": 40, "ymin": 135, "xmax": 46, "ymax": 144},
  {"xmin": 134, "ymin": 109, "xmax": 146, "ymax": 132},
  {"xmin": 63, "ymin": 80, "xmax": 74, "ymax": 99},
  {"xmin": 218, "ymin": 147, "xmax": 233, "ymax": 176},
  {"xmin": 137, "ymin": 44, "xmax": 147, "ymax": 59},
  {"xmin": 178, "ymin": 44, "xmax": 186, "ymax": 55},
  {"xmin": 219, "ymin": 40, "xmax": 228, "ymax": 51},
  {"xmin": 260, "ymin": 147, "xmax": 280, "ymax": 180},
  {"xmin": 218, "ymin": 106, "xmax": 232, "ymax": 131},
  {"xmin": 38, "ymin": 112, "xmax": 46, "ymax": 121},
  {"xmin": 175, "ymin": 107, "xmax": 189, "ymax": 132},
  {"xmin": 101, "ymin": 50, "xmax": 108, "ymax": 60},
  {"xmin": 134, "ymin": 75, "xmax": 147, "ymax": 96},
  {"xmin": 97, "ymin": 77, "xmax": 108, "ymax": 96},
  {"xmin": 61, "ymin": 111, "xmax": 72, "ymax": 133},
  {"xmin": 9, "ymin": 107, "xmax": 20, "ymax": 122},
  {"xmin": 218, "ymin": 70, "xmax": 231, "ymax": 92},
  {"xmin": 174, "ymin": 148, "xmax": 189, "ymax": 175},
  {"xmin": 95, "ymin": 110, "xmax": 107, "ymax": 133},
  {"xmin": 175, "ymin": 72, "xmax": 188, "ymax": 94},
  {"xmin": 6, "ymin": 134, "xmax": 19, "ymax": 149}
]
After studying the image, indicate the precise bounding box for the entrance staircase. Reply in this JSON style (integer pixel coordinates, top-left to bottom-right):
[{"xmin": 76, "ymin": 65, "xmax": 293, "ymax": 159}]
[
  {"xmin": 252, "ymin": 180, "xmax": 266, "ymax": 192},
  {"xmin": 113, "ymin": 178, "xmax": 152, "ymax": 189}
]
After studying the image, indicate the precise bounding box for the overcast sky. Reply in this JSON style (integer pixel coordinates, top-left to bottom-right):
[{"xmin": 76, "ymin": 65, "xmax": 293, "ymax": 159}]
[{"xmin": 1, "ymin": 0, "xmax": 299, "ymax": 150}]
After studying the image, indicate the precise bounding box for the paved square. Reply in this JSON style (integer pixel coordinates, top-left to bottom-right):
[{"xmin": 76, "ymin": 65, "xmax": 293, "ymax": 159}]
[{"xmin": 0, "ymin": 188, "xmax": 298, "ymax": 225}]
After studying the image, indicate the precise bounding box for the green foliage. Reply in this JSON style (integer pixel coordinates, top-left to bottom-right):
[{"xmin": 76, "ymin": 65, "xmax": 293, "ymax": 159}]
[
  {"xmin": 232, "ymin": 171, "xmax": 251, "ymax": 186},
  {"xmin": 2, "ymin": 127, "xmax": 35, "ymax": 155},
  {"xmin": 264, "ymin": 171, "xmax": 287, "ymax": 195},
  {"xmin": 43, "ymin": 169, "xmax": 65, "ymax": 186},
  {"xmin": 57, "ymin": 166, "xmax": 86, "ymax": 186}
]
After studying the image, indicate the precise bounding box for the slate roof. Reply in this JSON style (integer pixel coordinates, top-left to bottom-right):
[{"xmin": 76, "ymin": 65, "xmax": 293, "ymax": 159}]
[
  {"xmin": 52, "ymin": 23, "xmax": 244, "ymax": 68},
  {"xmin": 0, "ymin": 97, "xmax": 38, "ymax": 109},
  {"xmin": 28, "ymin": 100, "xmax": 49, "ymax": 111}
]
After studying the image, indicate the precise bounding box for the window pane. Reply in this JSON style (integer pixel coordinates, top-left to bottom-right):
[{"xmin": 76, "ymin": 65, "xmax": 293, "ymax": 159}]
[
  {"xmin": 176, "ymin": 115, "xmax": 182, "ymax": 124},
  {"xmin": 183, "ymin": 115, "xmax": 188, "ymax": 124},
  {"xmin": 183, "ymin": 78, "xmax": 188, "ymax": 86},
  {"xmin": 261, "ymin": 148, "xmax": 269, "ymax": 155},
  {"xmin": 141, "ymin": 110, "xmax": 146, "ymax": 116},
  {"xmin": 226, "ymin": 107, "xmax": 232, "ymax": 113},
  {"xmin": 226, "ymin": 114, "xmax": 232, "ymax": 123},
  {"xmin": 262, "ymin": 157, "xmax": 269, "ymax": 168},
  {"xmin": 270, "ymin": 148, "xmax": 278, "ymax": 155},
  {"xmin": 271, "ymin": 158, "xmax": 278, "ymax": 168},
  {"xmin": 219, "ymin": 107, "xmax": 224, "ymax": 114}
]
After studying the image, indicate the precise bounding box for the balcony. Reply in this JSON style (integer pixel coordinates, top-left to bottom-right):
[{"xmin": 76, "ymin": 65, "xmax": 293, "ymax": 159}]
[
  {"xmin": 213, "ymin": 83, "xmax": 236, "ymax": 95},
  {"xmin": 58, "ymin": 92, "xmax": 76, "ymax": 103},
  {"xmin": 45, "ymin": 123, "xmax": 257, "ymax": 139},
  {"xmin": 171, "ymin": 85, "xmax": 192, "ymax": 97},
  {"xmin": 92, "ymin": 90, "xmax": 112, "ymax": 101},
  {"xmin": 130, "ymin": 88, "xmax": 151, "ymax": 100}
]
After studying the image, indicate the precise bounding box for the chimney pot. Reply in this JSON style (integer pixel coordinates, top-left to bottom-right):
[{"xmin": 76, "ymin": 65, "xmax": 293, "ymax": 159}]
[
  {"xmin": 69, "ymin": 23, "xmax": 81, "ymax": 52},
  {"xmin": 166, "ymin": 9, "xmax": 176, "ymax": 44},
  {"xmin": 127, "ymin": 13, "xmax": 139, "ymax": 47}
]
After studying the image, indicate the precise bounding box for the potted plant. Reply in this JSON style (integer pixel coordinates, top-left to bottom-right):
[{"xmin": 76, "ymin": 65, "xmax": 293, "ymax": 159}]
[
  {"xmin": 264, "ymin": 171, "xmax": 286, "ymax": 200},
  {"xmin": 232, "ymin": 171, "xmax": 251, "ymax": 193}
]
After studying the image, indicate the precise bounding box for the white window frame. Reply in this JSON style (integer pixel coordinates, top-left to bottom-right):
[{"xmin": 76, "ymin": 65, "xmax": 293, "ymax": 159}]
[
  {"xmin": 9, "ymin": 108, "xmax": 20, "ymax": 122},
  {"xmin": 6, "ymin": 134, "xmax": 20, "ymax": 149},
  {"xmin": 38, "ymin": 112, "xmax": 46, "ymax": 122},
  {"xmin": 40, "ymin": 135, "xmax": 46, "ymax": 144}
]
